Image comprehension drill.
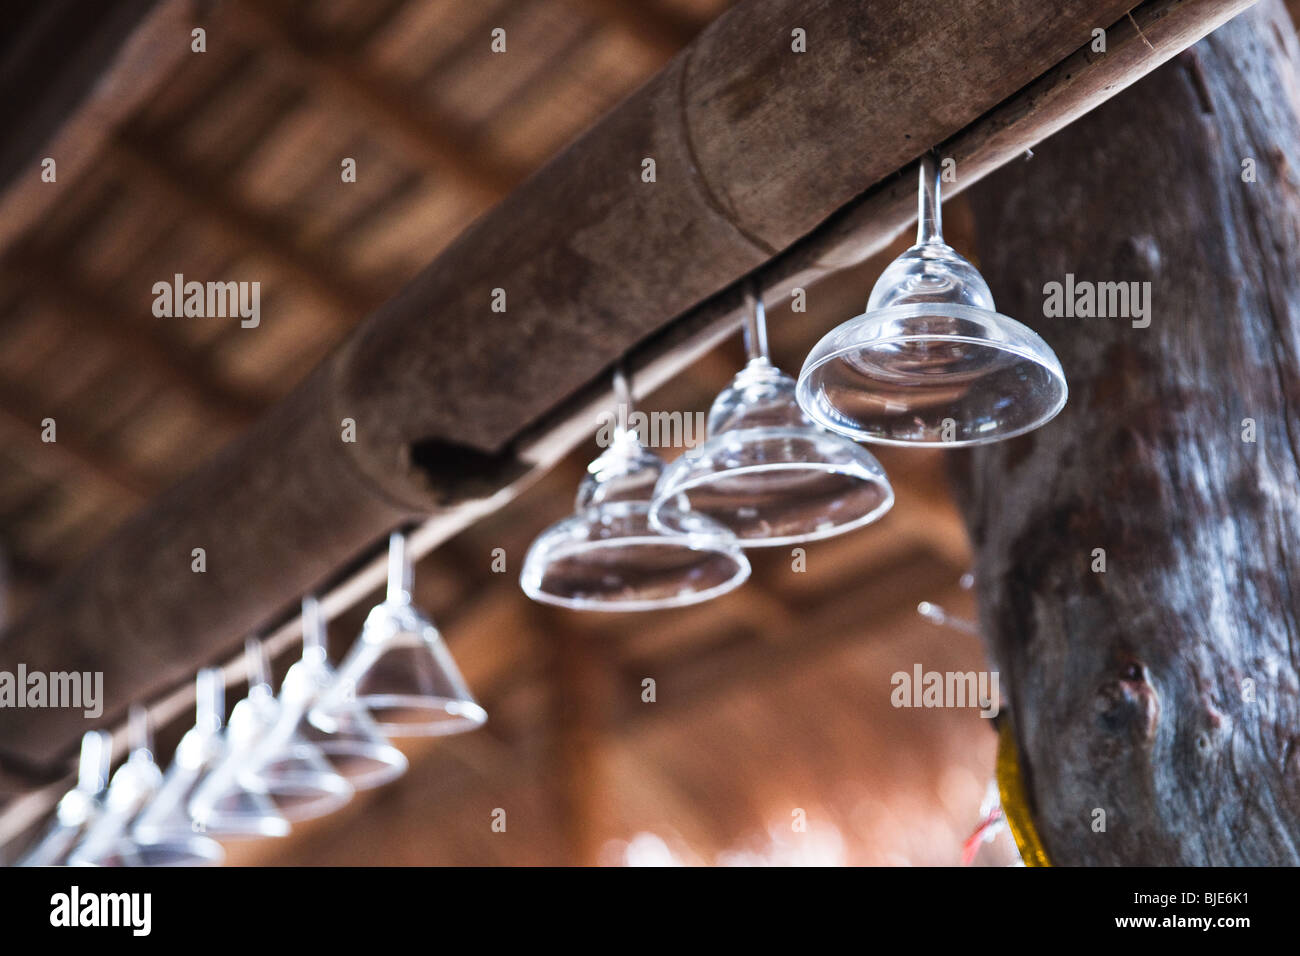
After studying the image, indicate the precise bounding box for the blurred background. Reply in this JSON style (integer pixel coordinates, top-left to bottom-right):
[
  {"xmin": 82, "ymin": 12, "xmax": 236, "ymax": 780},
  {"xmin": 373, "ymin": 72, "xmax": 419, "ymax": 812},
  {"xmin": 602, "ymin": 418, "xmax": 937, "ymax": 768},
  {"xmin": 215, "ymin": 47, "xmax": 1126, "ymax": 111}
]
[{"xmin": 0, "ymin": 0, "xmax": 1007, "ymax": 864}]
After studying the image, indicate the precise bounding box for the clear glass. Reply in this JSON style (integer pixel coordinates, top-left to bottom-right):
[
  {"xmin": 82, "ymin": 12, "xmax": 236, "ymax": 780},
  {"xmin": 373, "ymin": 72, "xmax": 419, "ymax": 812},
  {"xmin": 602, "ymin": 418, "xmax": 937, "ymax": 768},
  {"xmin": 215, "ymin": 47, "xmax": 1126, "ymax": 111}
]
[
  {"xmin": 797, "ymin": 154, "xmax": 1067, "ymax": 446},
  {"xmin": 16, "ymin": 731, "xmax": 112, "ymax": 866},
  {"xmin": 521, "ymin": 369, "xmax": 751, "ymax": 610},
  {"xmin": 257, "ymin": 596, "xmax": 408, "ymax": 788},
  {"xmin": 190, "ymin": 639, "xmax": 347, "ymax": 828},
  {"xmin": 135, "ymin": 669, "xmax": 286, "ymax": 843},
  {"xmin": 69, "ymin": 708, "xmax": 225, "ymax": 867},
  {"xmin": 314, "ymin": 534, "xmax": 488, "ymax": 737},
  {"xmin": 649, "ymin": 286, "xmax": 893, "ymax": 546}
]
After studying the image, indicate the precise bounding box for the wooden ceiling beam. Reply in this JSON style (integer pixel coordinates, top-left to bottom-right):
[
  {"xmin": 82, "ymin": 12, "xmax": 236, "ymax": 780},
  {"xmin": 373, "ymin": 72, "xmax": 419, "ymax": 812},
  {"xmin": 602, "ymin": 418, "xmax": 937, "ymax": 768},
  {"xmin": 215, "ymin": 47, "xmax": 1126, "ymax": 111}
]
[{"xmin": 0, "ymin": 0, "xmax": 1252, "ymax": 780}]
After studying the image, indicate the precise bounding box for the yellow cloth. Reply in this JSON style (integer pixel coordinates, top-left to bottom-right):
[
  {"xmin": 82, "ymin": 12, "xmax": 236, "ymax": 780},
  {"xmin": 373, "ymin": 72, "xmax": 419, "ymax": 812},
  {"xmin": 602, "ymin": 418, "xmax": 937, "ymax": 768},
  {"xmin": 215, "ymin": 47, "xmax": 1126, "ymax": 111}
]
[{"xmin": 996, "ymin": 719, "xmax": 1051, "ymax": 866}]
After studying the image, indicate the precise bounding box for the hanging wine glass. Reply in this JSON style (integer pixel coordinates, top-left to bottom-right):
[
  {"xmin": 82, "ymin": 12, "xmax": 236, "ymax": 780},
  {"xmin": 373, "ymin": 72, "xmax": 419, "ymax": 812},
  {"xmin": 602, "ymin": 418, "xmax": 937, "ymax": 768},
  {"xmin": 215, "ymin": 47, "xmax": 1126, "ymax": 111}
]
[
  {"xmin": 253, "ymin": 596, "xmax": 407, "ymax": 789},
  {"xmin": 16, "ymin": 730, "xmax": 112, "ymax": 866},
  {"xmin": 520, "ymin": 367, "xmax": 751, "ymax": 610},
  {"xmin": 69, "ymin": 707, "xmax": 224, "ymax": 866},
  {"xmin": 648, "ymin": 281, "xmax": 893, "ymax": 546},
  {"xmin": 313, "ymin": 533, "xmax": 487, "ymax": 737},
  {"xmin": 797, "ymin": 153, "xmax": 1066, "ymax": 445},
  {"xmin": 190, "ymin": 639, "xmax": 350, "ymax": 827},
  {"xmin": 134, "ymin": 668, "xmax": 287, "ymax": 843}
]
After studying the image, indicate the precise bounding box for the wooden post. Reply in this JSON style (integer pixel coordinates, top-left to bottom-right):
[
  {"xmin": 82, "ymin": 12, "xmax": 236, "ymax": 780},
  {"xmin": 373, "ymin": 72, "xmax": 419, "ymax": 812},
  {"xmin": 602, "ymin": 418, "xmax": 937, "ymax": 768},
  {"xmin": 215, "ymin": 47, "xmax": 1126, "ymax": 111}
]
[{"xmin": 960, "ymin": 0, "xmax": 1300, "ymax": 864}]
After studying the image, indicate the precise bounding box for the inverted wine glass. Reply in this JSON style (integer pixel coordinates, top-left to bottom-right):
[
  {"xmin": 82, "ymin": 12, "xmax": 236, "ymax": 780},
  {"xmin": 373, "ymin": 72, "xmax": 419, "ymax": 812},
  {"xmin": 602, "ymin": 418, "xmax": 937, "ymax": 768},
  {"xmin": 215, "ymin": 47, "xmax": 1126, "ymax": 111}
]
[
  {"xmin": 649, "ymin": 283, "xmax": 893, "ymax": 546},
  {"xmin": 797, "ymin": 153, "xmax": 1067, "ymax": 445},
  {"xmin": 520, "ymin": 368, "xmax": 751, "ymax": 610},
  {"xmin": 190, "ymin": 639, "xmax": 350, "ymax": 827},
  {"xmin": 254, "ymin": 596, "xmax": 407, "ymax": 789},
  {"xmin": 134, "ymin": 668, "xmax": 286, "ymax": 843},
  {"xmin": 313, "ymin": 533, "xmax": 487, "ymax": 737},
  {"xmin": 16, "ymin": 730, "xmax": 111, "ymax": 866},
  {"xmin": 69, "ymin": 708, "xmax": 225, "ymax": 867}
]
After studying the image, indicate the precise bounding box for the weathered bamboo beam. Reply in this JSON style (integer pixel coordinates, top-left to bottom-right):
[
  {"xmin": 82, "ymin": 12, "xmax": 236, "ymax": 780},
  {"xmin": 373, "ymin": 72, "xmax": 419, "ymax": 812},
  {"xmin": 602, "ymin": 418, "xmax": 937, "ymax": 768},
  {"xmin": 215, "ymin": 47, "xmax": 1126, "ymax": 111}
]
[
  {"xmin": 961, "ymin": 0, "xmax": 1300, "ymax": 864},
  {"xmin": 0, "ymin": 0, "xmax": 1253, "ymax": 781}
]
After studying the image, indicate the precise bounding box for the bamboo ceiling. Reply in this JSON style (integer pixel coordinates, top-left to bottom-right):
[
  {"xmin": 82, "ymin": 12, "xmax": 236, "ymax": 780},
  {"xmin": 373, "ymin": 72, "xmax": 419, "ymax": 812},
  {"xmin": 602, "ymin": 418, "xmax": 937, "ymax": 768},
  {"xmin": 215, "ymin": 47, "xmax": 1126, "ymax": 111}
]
[{"xmin": 0, "ymin": 0, "xmax": 733, "ymax": 605}]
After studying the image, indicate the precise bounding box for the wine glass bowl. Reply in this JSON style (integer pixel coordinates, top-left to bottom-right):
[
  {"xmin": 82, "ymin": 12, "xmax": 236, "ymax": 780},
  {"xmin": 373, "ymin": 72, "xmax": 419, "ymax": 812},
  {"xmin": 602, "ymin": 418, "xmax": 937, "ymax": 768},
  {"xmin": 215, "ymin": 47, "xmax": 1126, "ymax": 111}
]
[
  {"xmin": 323, "ymin": 598, "xmax": 488, "ymax": 736},
  {"xmin": 649, "ymin": 289, "xmax": 893, "ymax": 547},
  {"xmin": 266, "ymin": 597, "xmax": 409, "ymax": 789},
  {"xmin": 521, "ymin": 499, "xmax": 751, "ymax": 610},
  {"xmin": 796, "ymin": 153, "xmax": 1067, "ymax": 447},
  {"xmin": 521, "ymin": 379, "xmax": 752, "ymax": 612},
  {"xmin": 314, "ymin": 534, "xmax": 488, "ymax": 738},
  {"xmin": 652, "ymin": 427, "xmax": 893, "ymax": 545},
  {"xmin": 189, "ymin": 640, "xmax": 335, "ymax": 831},
  {"xmin": 797, "ymin": 302, "xmax": 1066, "ymax": 445}
]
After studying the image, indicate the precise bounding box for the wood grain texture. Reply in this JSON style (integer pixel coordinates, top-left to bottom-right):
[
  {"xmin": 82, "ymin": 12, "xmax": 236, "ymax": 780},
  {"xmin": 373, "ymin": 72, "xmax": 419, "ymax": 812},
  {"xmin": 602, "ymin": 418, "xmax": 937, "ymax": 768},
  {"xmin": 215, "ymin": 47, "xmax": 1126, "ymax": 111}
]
[
  {"xmin": 961, "ymin": 0, "xmax": 1300, "ymax": 864},
  {"xmin": 335, "ymin": 0, "xmax": 1144, "ymax": 514},
  {"xmin": 0, "ymin": 0, "xmax": 1248, "ymax": 778}
]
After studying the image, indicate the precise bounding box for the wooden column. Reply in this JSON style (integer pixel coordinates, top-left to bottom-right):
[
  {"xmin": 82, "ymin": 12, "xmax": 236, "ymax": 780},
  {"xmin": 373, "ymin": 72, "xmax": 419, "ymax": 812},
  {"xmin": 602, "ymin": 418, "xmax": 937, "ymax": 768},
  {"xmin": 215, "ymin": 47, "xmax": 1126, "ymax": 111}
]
[
  {"xmin": 551, "ymin": 616, "xmax": 620, "ymax": 867},
  {"xmin": 960, "ymin": 0, "xmax": 1300, "ymax": 864}
]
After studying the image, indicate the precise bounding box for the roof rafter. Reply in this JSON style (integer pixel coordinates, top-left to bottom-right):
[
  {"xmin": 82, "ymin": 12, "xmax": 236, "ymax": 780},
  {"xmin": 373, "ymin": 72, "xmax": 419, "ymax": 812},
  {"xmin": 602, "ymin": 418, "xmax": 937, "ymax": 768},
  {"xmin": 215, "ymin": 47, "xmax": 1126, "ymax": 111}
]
[
  {"xmin": 223, "ymin": 0, "xmax": 524, "ymax": 203},
  {"xmin": 108, "ymin": 134, "xmax": 386, "ymax": 320},
  {"xmin": 3, "ymin": 256, "xmax": 260, "ymax": 428}
]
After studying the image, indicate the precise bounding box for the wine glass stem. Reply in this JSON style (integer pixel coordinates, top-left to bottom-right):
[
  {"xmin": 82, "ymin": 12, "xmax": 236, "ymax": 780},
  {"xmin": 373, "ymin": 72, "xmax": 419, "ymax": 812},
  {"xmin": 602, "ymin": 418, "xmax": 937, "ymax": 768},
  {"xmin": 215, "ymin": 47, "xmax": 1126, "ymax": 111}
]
[
  {"xmin": 196, "ymin": 667, "xmax": 224, "ymax": 734},
  {"xmin": 917, "ymin": 152, "xmax": 943, "ymax": 245},
  {"xmin": 129, "ymin": 704, "xmax": 152, "ymax": 758},
  {"xmin": 387, "ymin": 531, "xmax": 412, "ymax": 603},
  {"xmin": 244, "ymin": 636, "xmax": 269, "ymax": 692},
  {"xmin": 742, "ymin": 281, "xmax": 770, "ymax": 363},
  {"xmin": 611, "ymin": 363, "xmax": 636, "ymax": 440},
  {"xmin": 77, "ymin": 730, "xmax": 110, "ymax": 793},
  {"xmin": 301, "ymin": 595, "xmax": 325, "ymax": 656}
]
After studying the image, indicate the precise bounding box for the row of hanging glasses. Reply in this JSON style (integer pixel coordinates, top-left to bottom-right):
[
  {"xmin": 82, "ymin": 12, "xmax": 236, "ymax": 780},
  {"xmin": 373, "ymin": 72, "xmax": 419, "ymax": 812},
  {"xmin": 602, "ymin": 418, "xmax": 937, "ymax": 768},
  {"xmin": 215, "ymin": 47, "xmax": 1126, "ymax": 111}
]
[
  {"xmin": 16, "ymin": 532, "xmax": 485, "ymax": 866},
  {"xmin": 521, "ymin": 152, "xmax": 1066, "ymax": 611},
  {"xmin": 15, "ymin": 150, "xmax": 1063, "ymax": 863}
]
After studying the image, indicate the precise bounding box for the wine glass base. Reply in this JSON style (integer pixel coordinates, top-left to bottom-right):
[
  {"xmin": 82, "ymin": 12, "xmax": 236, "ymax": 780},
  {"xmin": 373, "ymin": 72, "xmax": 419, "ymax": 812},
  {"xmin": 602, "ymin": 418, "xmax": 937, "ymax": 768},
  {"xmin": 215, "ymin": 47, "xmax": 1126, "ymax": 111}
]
[{"xmin": 353, "ymin": 694, "xmax": 489, "ymax": 737}]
